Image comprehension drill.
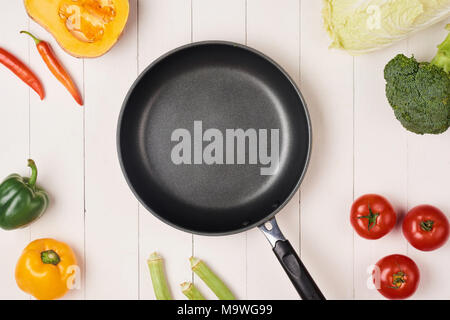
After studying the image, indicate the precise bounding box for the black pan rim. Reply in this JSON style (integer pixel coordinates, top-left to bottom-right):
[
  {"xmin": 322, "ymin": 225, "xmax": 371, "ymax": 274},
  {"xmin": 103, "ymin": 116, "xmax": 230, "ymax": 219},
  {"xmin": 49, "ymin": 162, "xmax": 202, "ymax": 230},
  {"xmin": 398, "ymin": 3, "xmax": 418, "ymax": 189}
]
[{"xmin": 116, "ymin": 40, "xmax": 312, "ymax": 236}]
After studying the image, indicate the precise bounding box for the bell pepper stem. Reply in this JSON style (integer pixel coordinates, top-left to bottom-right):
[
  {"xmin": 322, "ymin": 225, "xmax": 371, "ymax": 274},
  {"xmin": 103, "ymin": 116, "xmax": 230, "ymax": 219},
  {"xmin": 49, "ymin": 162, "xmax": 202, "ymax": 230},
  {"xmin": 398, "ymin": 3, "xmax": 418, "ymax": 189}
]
[
  {"xmin": 27, "ymin": 159, "xmax": 38, "ymax": 188},
  {"xmin": 41, "ymin": 250, "xmax": 60, "ymax": 265},
  {"xmin": 20, "ymin": 31, "xmax": 41, "ymax": 45},
  {"xmin": 181, "ymin": 281, "xmax": 206, "ymax": 300},
  {"xmin": 190, "ymin": 257, "xmax": 235, "ymax": 300},
  {"xmin": 147, "ymin": 252, "xmax": 172, "ymax": 300}
]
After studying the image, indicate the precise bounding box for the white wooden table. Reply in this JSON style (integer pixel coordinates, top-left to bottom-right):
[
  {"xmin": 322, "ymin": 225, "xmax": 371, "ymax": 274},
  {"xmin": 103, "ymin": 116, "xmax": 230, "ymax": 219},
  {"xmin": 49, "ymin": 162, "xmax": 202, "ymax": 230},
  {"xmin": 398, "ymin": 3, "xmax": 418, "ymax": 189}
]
[{"xmin": 0, "ymin": 0, "xmax": 449, "ymax": 300}]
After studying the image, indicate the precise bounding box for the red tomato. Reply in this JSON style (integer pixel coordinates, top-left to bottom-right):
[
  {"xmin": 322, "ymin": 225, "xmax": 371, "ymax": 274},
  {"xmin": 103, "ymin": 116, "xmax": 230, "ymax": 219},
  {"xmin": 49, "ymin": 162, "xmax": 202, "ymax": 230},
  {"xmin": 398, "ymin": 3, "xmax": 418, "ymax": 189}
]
[
  {"xmin": 373, "ymin": 254, "xmax": 420, "ymax": 300},
  {"xmin": 350, "ymin": 194, "xmax": 396, "ymax": 239},
  {"xmin": 402, "ymin": 205, "xmax": 449, "ymax": 251}
]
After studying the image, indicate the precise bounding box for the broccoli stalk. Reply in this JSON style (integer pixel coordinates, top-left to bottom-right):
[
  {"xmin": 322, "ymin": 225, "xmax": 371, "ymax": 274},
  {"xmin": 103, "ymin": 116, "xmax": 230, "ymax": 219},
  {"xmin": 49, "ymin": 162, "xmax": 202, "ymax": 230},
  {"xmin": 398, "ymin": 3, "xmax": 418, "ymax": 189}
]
[
  {"xmin": 431, "ymin": 24, "xmax": 450, "ymax": 73},
  {"xmin": 384, "ymin": 25, "xmax": 450, "ymax": 135}
]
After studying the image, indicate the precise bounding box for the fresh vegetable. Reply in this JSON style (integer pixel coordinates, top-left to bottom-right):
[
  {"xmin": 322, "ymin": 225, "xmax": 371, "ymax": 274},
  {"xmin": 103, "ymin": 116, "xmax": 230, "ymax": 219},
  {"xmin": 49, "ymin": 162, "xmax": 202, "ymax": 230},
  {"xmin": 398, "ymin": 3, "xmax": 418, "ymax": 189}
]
[
  {"xmin": 0, "ymin": 47, "xmax": 44, "ymax": 99},
  {"xmin": 190, "ymin": 257, "xmax": 235, "ymax": 300},
  {"xmin": 403, "ymin": 205, "xmax": 449, "ymax": 251},
  {"xmin": 147, "ymin": 252, "xmax": 172, "ymax": 300},
  {"xmin": 432, "ymin": 24, "xmax": 450, "ymax": 74},
  {"xmin": 181, "ymin": 281, "xmax": 206, "ymax": 300},
  {"xmin": 24, "ymin": 0, "xmax": 130, "ymax": 58},
  {"xmin": 0, "ymin": 159, "xmax": 49, "ymax": 230},
  {"xmin": 323, "ymin": 0, "xmax": 450, "ymax": 54},
  {"xmin": 15, "ymin": 238, "xmax": 78, "ymax": 300},
  {"xmin": 350, "ymin": 194, "xmax": 396, "ymax": 240},
  {"xmin": 384, "ymin": 25, "xmax": 450, "ymax": 135},
  {"xmin": 21, "ymin": 31, "xmax": 83, "ymax": 106},
  {"xmin": 374, "ymin": 254, "xmax": 420, "ymax": 300}
]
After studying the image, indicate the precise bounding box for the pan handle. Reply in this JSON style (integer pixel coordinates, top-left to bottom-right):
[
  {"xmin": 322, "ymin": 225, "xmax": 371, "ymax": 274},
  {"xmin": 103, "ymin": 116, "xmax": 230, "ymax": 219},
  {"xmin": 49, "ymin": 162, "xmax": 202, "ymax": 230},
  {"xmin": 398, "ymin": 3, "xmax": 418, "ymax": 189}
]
[{"xmin": 258, "ymin": 217, "xmax": 326, "ymax": 300}]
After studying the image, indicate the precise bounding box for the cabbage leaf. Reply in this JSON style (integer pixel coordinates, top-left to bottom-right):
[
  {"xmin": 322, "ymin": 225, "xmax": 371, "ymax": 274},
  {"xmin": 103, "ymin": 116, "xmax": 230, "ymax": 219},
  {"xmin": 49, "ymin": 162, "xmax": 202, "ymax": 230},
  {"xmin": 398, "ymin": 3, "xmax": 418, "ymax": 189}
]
[{"xmin": 323, "ymin": 0, "xmax": 450, "ymax": 54}]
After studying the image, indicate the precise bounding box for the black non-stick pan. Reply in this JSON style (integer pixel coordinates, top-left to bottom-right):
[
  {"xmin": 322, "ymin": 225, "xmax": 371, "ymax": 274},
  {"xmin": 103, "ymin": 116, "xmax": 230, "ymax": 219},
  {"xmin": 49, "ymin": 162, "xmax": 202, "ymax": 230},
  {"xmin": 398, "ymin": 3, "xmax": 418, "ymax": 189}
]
[{"xmin": 117, "ymin": 41, "xmax": 325, "ymax": 300}]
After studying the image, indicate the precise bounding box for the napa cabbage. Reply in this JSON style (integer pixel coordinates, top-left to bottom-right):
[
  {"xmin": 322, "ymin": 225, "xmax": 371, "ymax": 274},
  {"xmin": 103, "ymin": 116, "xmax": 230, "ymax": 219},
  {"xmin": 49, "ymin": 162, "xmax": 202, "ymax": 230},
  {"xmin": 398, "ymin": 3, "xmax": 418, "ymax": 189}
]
[{"xmin": 323, "ymin": 0, "xmax": 450, "ymax": 54}]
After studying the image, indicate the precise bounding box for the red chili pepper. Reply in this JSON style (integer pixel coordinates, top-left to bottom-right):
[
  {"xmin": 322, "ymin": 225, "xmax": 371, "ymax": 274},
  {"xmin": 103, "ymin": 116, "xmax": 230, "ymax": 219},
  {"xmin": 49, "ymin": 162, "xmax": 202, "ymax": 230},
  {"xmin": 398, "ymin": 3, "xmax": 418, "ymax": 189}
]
[
  {"xmin": 21, "ymin": 31, "xmax": 83, "ymax": 106},
  {"xmin": 0, "ymin": 47, "xmax": 45, "ymax": 100}
]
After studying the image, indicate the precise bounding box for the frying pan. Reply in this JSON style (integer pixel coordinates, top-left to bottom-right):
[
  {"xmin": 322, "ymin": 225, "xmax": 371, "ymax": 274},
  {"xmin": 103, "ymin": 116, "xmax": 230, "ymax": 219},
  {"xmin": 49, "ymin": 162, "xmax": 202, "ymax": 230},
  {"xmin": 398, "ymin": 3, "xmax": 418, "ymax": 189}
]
[{"xmin": 117, "ymin": 41, "xmax": 325, "ymax": 300}]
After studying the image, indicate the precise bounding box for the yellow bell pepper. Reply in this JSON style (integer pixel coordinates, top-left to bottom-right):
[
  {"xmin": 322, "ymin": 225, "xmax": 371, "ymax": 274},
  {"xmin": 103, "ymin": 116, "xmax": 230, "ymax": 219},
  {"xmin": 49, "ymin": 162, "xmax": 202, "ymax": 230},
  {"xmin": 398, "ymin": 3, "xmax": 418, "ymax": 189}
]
[{"xmin": 15, "ymin": 238, "xmax": 78, "ymax": 300}]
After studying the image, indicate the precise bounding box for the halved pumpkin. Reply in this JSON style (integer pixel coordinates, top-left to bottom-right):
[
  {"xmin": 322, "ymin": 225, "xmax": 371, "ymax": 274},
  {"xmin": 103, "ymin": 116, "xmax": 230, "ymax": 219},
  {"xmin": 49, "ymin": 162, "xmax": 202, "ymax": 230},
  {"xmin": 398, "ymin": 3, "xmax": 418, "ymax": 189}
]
[{"xmin": 24, "ymin": 0, "xmax": 129, "ymax": 58}]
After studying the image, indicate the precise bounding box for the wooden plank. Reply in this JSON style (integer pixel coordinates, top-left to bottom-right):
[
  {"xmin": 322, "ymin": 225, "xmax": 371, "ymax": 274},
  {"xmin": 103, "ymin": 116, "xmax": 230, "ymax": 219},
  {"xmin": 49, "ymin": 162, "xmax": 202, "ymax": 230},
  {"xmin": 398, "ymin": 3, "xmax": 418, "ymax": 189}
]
[
  {"xmin": 191, "ymin": 0, "xmax": 247, "ymax": 300},
  {"xmin": 27, "ymin": 17, "xmax": 85, "ymax": 299},
  {"xmin": 299, "ymin": 0, "xmax": 354, "ymax": 300},
  {"xmin": 83, "ymin": 0, "xmax": 139, "ymax": 299},
  {"xmin": 405, "ymin": 20, "xmax": 450, "ymax": 300},
  {"xmin": 138, "ymin": 0, "xmax": 193, "ymax": 300},
  {"xmin": 246, "ymin": 0, "xmax": 301, "ymax": 299},
  {"xmin": 0, "ymin": 1, "xmax": 32, "ymax": 300},
  {"xmin": 353, "ymin": 41, "xmax": 408, "ymax": 299}
]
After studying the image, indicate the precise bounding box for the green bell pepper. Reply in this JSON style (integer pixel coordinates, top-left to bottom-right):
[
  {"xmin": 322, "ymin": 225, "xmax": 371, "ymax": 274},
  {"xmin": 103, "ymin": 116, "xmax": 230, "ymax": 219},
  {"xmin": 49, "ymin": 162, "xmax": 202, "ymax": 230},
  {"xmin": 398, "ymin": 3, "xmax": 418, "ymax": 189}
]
[{"xmin": 0, "ymin": 159, "xmax": 49, "ymax": 230}]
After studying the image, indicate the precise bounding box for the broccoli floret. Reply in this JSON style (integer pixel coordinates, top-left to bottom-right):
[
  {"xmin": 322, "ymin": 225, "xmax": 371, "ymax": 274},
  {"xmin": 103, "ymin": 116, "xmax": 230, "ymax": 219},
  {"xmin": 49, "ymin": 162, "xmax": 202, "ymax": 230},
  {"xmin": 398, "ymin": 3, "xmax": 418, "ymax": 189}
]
[
  {"xmin": 384, "ymin": 25, "xmax": 450, "ymax": 135},
  {"xmin": 431, "ymin": 25, "xmax": 450, "ymax": 74}
]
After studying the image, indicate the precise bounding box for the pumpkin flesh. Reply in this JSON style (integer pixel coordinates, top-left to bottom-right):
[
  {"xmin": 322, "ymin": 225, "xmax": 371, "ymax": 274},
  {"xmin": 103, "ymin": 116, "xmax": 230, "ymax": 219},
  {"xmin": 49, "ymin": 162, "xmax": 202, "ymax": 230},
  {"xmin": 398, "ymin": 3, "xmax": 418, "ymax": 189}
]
[{"xmin": 24, "ymin": 0, "xmax": 129, "ymax": 58}]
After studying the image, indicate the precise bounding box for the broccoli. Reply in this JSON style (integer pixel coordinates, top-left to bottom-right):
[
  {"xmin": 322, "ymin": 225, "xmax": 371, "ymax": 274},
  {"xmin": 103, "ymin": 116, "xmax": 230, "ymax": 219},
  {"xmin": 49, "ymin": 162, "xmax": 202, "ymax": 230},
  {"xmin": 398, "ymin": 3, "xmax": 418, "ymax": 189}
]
[{"xmin": 384, "ymin": 24, "xmax": 450, "ymax": 135}]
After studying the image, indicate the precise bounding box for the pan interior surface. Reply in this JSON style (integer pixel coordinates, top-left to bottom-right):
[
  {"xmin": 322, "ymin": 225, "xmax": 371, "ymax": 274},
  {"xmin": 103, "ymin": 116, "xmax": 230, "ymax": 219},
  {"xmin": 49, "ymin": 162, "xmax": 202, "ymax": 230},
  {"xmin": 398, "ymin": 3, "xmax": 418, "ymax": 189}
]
[{"xmin": 118, "ymin": 43, "xmax": 310, "ymax": 234}]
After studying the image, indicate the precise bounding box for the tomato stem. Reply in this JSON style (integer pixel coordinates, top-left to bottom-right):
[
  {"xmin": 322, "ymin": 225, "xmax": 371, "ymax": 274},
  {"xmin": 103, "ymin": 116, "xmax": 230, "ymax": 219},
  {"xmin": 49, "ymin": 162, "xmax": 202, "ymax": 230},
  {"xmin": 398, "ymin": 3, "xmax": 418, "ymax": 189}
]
[
  {"xmin": 357, "ymin": 204, "xmax": 379, "ymax": 230},
  {"xmin": 389, "ymin": 271, "xmax": 406, "ymax": 289},
  {"xmin": 420, "ymin": 220, "xmax": 434, "ymax": 232}
]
